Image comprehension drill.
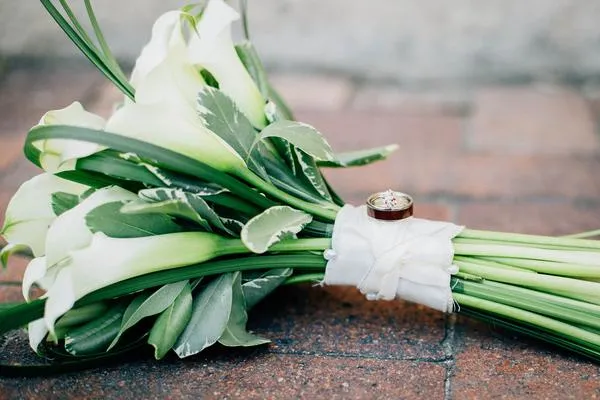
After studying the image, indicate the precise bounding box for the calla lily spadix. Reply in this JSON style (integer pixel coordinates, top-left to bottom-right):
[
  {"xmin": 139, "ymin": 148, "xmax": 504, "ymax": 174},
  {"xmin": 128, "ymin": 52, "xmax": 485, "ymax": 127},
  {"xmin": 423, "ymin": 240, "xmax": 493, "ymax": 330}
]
[
  {"xmin": 0, "ymin": 173, "xmax": 88, "ymax": 257},
  {"xmin": 34, "ymin": 102, "xmax": 106, "ymax": 172}
]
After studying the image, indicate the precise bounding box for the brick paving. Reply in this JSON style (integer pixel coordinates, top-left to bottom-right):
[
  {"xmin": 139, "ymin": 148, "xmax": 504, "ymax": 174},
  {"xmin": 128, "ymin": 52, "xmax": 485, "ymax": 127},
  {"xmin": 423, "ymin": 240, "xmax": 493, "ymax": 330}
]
[{"xmin": 1, "ymin": 64, "xmax": 600, "ymax": 398}]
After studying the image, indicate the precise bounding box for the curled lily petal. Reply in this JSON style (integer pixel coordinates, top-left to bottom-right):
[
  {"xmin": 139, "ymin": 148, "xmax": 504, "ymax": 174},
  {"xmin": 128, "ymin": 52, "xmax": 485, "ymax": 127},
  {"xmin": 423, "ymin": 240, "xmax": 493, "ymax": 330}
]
[
  {"xmin": 107, "ymin": 9, "xmax": 246, "ymax": 175},
  {"xmin": 45, "ymin": 186, "xmax": 137, "ymax": 270},
  {"xmin": 35, "ymin": 102, "xmax": 106, "ymax": 172},
  {"xmin": 188, "ymin": 0, "xmax": 266, "ymax": 127},
  {"xmin": 28, "ymin": 318, "xmax": 49, "ymax": 353},
  {"xmin": 22, "ymin": 257, "xmax": 47, "ymax": 302},
  {"xmin": 1, "ymin": 173, "xmax": 88, "ymax": 256},
  {"xmin": 129, "ymin": 10, "xmax": 187, "ymax": 90},
  {"xmin": 105, "ymin": 100, "xmax": 245, "ymax": 174},
  {"xmin": 43, "ymin": 231, "xmax": 230, "ymax": 334}
]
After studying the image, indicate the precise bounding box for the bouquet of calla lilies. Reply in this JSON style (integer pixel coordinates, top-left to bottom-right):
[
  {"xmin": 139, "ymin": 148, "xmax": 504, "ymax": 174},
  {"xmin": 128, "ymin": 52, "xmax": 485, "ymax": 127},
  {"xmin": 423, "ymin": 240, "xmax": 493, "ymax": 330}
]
[{"xmin": 1, "ymin": 0, "xmax": 600, "ymax": 373}]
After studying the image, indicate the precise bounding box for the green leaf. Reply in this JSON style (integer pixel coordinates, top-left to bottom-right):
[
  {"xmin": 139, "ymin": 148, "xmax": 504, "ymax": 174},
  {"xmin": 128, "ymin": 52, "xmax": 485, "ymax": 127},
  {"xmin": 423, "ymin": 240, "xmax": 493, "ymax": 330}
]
[
  {"xmin": 241, "ymin": 206, "xmax": 312, "ymax": 253},
  {"xmin": 133, "ymin": 188, "xmax": 234, "ymax": 235},
  {"xmin": 148, "ymin": 282, "xmax": 193, "ymax": 360},
  {"xmin": 64, "ymin": 304, "xmax": 126, "ymax": 356},
  {"xmin": 26, "ymin": 125, "xmax": 276, "ymax": 211},
  {"xmin": 122, "ymin": 199, "xmax": 211, "ymax": 231},
  {"xmin": 86, "ymin": 201, "xmax": 182, "ymax": 238},
  {"xmin": 317, "ymin": 144, "xmax": 399, "ymax": 168},
  {"xmin": 55, "ymin": 302, "xmax": 109, "ymax": 331},
  {"xmin": 258, "ymin": 121, "xmax": 335, "ymax": 162},
  {"xmin": 0, "ymin": 243, "xmax": 31, "ymax": 269},
  {"xmin": 51, "ymin": 192, "xmax": 80, "ymax": 216},
  {"xmin": 293, "ymin": 148, "xmax": 333, "ymax": 201},
  {"xmin": 173, "ymin": 273, "xmax": 234, "ymax": 358},
  {"xmin": 219, "ymin": 272, "xmax": 270, "ymax": 347},
  {"xmin": 77, "ymin": 151, "xmax": 165, "ymax": 187},
  {"xmin": 108, "ymin": 281, "xmax": 188, "ymax": 350},
  {"xmin": 242, "ymin": 268, "xmax": 293, "ymax": 310},
  {"xmin": 41, "ymin": 0, "xmax": 135, "ymax": 100},
  {"xmin": 197, "ymin": 87, "xmax": 269, "ymax": 180}
]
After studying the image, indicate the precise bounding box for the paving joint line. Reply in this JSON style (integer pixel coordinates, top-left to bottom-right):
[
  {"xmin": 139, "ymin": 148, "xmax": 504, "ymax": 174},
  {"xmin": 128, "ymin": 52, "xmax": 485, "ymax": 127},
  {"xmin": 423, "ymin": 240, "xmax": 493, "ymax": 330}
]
[
  {"xmin": 441, "ymin": 313, "xmax": 457, "ymax": 400},
  {"xmin": 266, "ymin": 347, "xmax": 452, "ymax": 364}
]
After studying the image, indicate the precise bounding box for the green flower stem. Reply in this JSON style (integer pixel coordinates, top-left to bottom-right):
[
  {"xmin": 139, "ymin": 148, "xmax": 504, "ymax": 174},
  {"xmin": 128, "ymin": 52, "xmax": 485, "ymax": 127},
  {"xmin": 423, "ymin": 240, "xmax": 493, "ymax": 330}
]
[
  {"xmin": 454, "ymin": 279, "xmax": 600, "ymax": 330},
  {"xmin": 458, "ymin": 228, "xmax": 600, "ymax": 251},
  {"xmin": 0, "ymin": 254, "xmax": 327, "ymax": 337},
  {"xmin": 454, "ymin": 242, "xmax": 600, "ymax": 265},
  {"xmin": 453, "ymin": 293, "xmax": 600, "ymax": 349},
  {"xmin": 217, "ymin": 238, "xmax": 331, "ymax": 256},
  {"xmin": 455, "ymin": 259, "xmax": 600, "ymax": 304},
  {"xmin": 565, "ymin": 229, "xmax": 600, "ymax": 239},
  {"xmin": 457, "ymin": 306, "xmax": 600, "ymax": 361},
  {"xmin": 478, "ymin": 256, "xmax": 600, "ymax": 278},
  {"xmin": 236, "ymin": 168, "xmax": 340, "ymax": 222}
]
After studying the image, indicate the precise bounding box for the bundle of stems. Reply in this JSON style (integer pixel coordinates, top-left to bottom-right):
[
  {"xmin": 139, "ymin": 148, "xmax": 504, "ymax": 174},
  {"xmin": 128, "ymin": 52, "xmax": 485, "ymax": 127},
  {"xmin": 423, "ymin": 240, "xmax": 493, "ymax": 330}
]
[{"xmin": 0, "ymin": 0, "xmax": 599, "ymax": 372}]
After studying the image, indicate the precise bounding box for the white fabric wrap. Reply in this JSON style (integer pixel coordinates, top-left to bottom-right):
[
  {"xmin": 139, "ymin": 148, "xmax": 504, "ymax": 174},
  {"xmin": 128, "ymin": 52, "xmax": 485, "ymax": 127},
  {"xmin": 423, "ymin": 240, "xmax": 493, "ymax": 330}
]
[{"xmin": 324, "ymin": 205, "xmax": 464, "ymax": 313}]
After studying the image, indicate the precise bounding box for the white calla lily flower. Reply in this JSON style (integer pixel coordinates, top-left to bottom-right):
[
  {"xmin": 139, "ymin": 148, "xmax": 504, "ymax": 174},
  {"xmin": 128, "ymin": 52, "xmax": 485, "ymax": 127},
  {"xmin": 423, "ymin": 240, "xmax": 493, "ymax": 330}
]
[
  {"xmin": 35, "ymin": 102, "xmax": 106, "ymax": 172},
  {"xmin": 43, "ymin": 231, "xmax": 243, "ymax": 336},
  {"xmin": 129, "ymin": 11, "xmax": 187, "ymax": 91},
  {"xmin": 20, "ymin": 186, "xmax": 138, "ymax": 303},
  {"xmin": 1, "ymin": 173, "xmax": 88, "ymax": 256},
  {"xmin": 106, "ymin": 11, "xmax": 246, "ymax": 175},
  {"xmin": 45, "ymin": 186, "xmax": 137, "ymax": 268},
  {"xmin": 188, "ymin": 0, "xmax": 266, "ymax": 128}
]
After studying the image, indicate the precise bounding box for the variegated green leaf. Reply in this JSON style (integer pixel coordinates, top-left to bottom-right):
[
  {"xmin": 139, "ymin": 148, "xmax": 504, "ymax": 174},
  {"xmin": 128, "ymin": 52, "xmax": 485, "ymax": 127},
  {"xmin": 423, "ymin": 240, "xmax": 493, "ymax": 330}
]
[
  {"xmin": 258, "ymin": 120, "xmax": 335, "ymax": 162},
  {"xmin": 241, "ymin": 206, "xmax": 312, "ymax": 253},
  {"xmin": 86, "ymin": 201, "xmax": 182, "ymax": 238},
  {"xmin": 219, "ymin": 272, "xmax": 270, "ymax": 347},
  {"xmin": 317, "ymin": 144, "xmax": 399, "ymax": 168},
  {"xmin": 148, "ymin": 281, "xmax": 193, "ymax": 360},
  {"xmin": 243, "ymin": 268, "xmax": 293, "ymax": 310},
  {"xmin": 108, "ymin": 281, "xmax": 188, "ymax": 350},
  {"xmin": 174, "ymin": 273, "xmax": 234, "ymax": 358},
  {"xmin": 293, "ymin": 148, "xmax": 332, "ymax": 201},
  {"xmin": 197, "ymin": 87, "xmax": 269, "ymax": 180},
  {"xmin": 51, "ymin": 191, "xmax": 80, "ymax": 216},
  {"xmin": 134, "ymin": 188, "xmax": 235, "ymax": 235}
]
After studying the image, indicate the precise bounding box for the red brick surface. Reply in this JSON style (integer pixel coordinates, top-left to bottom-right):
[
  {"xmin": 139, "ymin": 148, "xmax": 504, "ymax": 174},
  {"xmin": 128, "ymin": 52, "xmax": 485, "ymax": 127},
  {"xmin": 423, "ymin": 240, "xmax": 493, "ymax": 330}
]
[
  {"xmin": 1, "ymin": 65, "xmax": 600, "ymax": 398},
  {"xmin": 467, "ymin": 85, "xmax": 600, "ymax": 155}
]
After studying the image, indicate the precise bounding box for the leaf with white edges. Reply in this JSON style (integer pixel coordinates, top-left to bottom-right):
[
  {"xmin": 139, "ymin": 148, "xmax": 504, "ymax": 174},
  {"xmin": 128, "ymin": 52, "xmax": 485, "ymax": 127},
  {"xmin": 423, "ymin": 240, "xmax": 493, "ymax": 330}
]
[
  {"xmin": 173, "ymin": 273, "xmax": 233, "ymax": 358},
  {"xmin": 241, "ymin": 206, "xmax": 312, "ymax": 254},
  {"xmin": 258, "ymin": 120, "xmax": 335, "ymax": 162},
  {"xmin": 318, "ymin": 144, "xmax": 399, "ymax": 168}
]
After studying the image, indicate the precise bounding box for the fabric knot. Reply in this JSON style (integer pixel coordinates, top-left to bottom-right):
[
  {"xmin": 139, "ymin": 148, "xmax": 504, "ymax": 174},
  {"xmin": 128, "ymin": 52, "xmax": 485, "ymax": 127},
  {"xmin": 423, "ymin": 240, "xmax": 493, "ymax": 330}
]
[{"xmin": 323, "ymin": 204, "xmax": 464, "ymax": 313}]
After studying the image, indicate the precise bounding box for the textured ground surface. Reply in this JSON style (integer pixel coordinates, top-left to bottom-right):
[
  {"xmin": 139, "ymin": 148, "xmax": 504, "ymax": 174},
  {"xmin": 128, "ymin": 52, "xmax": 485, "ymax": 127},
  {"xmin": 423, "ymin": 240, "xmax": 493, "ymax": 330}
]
[{"xmin": 1, "ymin": 61, "xmax": 600, "ymax": 399}]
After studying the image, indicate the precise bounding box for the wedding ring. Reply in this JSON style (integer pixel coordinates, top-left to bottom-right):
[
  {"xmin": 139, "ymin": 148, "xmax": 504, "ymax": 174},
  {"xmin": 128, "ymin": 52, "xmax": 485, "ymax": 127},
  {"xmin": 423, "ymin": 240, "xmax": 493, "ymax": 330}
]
[{"xmin": 366, "ymin": 190, "xmax": 414, "ymax": 221}]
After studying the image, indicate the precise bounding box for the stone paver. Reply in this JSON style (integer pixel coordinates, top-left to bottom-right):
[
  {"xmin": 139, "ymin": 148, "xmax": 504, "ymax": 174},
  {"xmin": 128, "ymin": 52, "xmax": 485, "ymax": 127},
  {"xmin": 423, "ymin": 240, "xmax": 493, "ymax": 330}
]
[
  {"xmin": 453, "ymin": 154, "xmax": 600, "ymax": 201},
  {"xmin": 0, "ymin": 349, "xmax": 446, "ymax": 399},
  {"xmin": 452, "ymin": 318, "xmax": 600, "ymax": 399},
  {"xmin": 1, "ymin": 64, "xmax": 600, "ymax": 399},
  {"xmin": 249, "ymin": 285, "xmax": 448, "ymax": 361},
  {"xmin": 467, "ymin": 85, "xmax": 600, "ymax": 155}
]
